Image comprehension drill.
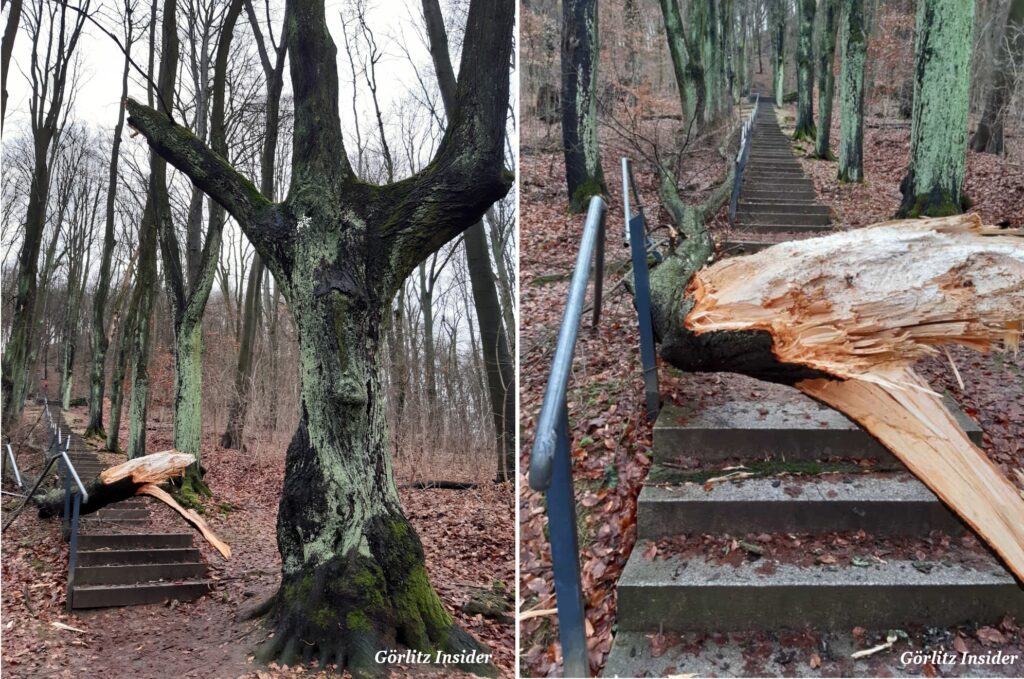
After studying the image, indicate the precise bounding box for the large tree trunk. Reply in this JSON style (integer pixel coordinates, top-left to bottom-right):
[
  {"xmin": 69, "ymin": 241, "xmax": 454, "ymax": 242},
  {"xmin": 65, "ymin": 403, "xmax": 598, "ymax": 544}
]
[
  {"xmin": 897, "ymin": 0, "xmax": 975, "ymax": 217},
  {"xmin": 124, "ymin": 0, "xmax": 513, "ymax": 670},
  {"xmin": 837, "ymin": 0, "xmax": 867, "ymax": 182},
  {"xmin": 814, "ymin": 0, "xmax": 840, "ymax": 159},
  {"xmin": 106, "ymin": 296, "xmax": 137, "ymax": 452},
  {"xmin": 561, "ymin": 0, "xmax": 606, "ymax": 212},
  {"xmin": 793, "ymin": 0, "xmax": 816, "ymax": 140},
  {"xmin": 970, "ymin": 0, "xmax": 1023, "ymax": 154}
]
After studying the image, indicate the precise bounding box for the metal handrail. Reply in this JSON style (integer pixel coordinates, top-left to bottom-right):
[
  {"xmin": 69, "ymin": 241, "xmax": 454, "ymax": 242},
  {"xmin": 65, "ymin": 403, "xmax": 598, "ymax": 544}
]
[
  {"xmin": 5, "ymin": 443, "xmax": 24, "ymax": 488},
  {"xmin": 621, "ymin": 158, "xmax": 661, "ymax": 421},
  {"xmin": 527, "ymin": 185, "xmax": 664, "ymax": 676},
  {"xmin": 45, "ymin": 414, "xmax": 86, "ymax": 611},
  {"xmin": 728, "ymin": 93, "xmax": 760, "ymax": 224}
]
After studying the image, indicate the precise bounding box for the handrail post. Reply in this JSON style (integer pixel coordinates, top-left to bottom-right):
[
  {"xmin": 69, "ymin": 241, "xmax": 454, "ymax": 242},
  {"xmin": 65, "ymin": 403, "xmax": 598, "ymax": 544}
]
[
  {"xmin": 591, "ymin": 215, "xmax": 605, "ymax": 329},
  {"xmin": 622, "ymin": 159, "xmax": 661, "ymax": 420},
  {"xmin": 66, "ymin": 491, "xmax": 81, "ymax": 611},
  {"xmin": 62, "ymin": 457, "xmax": 71, "ymax": 541},
  {"xmin": 547, "ymin": 402, "xmax": 588, "ymax": 678},
  {"xmin": 5, "ymin": 443, "xmax": 23, "ymax": 488}
]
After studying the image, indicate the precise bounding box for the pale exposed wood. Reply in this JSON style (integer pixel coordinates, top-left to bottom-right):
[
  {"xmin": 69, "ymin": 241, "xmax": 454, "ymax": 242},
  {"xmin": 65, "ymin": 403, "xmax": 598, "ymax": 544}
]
[
  {"xmin": 136, "ymin": 483, "xmax": 232, "ymax": 559},
  {"xmin": 798, "ymin": 368, "xmax": 1024, "ymax": 581},
  {"xmin": 684, "ymin": 216, "xmax": 1024, "ymax": 580},
  {"xmin": 99, "ymin": 450, "xmax": 195, "ymax": 485},
  {"xmin": 686, "ymin": 215, "xmax": 1023, "ymax": 391}
]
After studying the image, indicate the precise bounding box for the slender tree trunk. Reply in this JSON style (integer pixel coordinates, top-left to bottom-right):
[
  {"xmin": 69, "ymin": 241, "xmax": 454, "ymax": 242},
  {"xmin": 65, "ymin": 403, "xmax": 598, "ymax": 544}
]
[
  {"xmin": 561, "ymin": 0, "xmax": 606, "ymax": 212},
  {"xmin": 970, "ymin": 0, "xmax": 1023, "ymax": 155},
  {"xmin": 793, "ymin": 0, "xmax": 816, "ymax": 139},
  {"xmin": 221, "ymin": 257, "xmax": 264, "ymax": 448},
  {"xmin": 837, "ymin": 0, "xmax": 867, "ymax": 182},
  {"xmin": 126, "ymin": 195, "xmax": 158, "ymax": 459},
  {"xmin": 106, "ymin": 295, "xmax": 136, "ymax": 452},
  {"xmin": 221, "ymin": 0, "xmax": 288, "ymax": 449},
  {"xmin": 87, "ymin": 44, "xmax": 132, "ymax": 437},
  {"xmin": 896, "ymin": 0, "xmax": 975, "ymax": 216},
  {"xmin": 419, "ymin": 264, "xmax": 438, "ymax": 413},
  {"xmin": 771, "ymin": 0, "xmax": 786, "ymax": 106},
  {"xmin": 488, "ymin": 218, "xmax": 516, "ymax": 350},
  {"xmin": 659, "ymin": 0, "xmax": 704, "ymax": 131},
  {"xmin": 815, "ymin": 0, "xmax": 840, "ymax": 159},
  {"xmin": 0, "ymin": 0, "xmax": 21, "ymax": 130}
]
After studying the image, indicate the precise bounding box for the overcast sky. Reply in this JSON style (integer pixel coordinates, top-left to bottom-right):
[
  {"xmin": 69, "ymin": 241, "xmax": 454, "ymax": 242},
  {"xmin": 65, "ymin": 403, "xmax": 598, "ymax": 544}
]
[{"xmin": 4, "ymin": 0, "xmax": 441, "ymax": 150}]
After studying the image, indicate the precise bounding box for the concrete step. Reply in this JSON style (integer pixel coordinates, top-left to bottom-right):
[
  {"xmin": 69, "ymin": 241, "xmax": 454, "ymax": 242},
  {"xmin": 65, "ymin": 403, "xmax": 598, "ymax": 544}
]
[
  {"xmin": 72, "ymin": 580, "xmax": 212, "ymax": 608},
  {"xmin": 637, "ymin": 472, "xmax": 963, "ymax": 539},
  {"xmin": 738, "ymin": 203, "xmax": 830, "ymax": 216},
  {"xmin": 735, "ymin": 223, "xmax": 834, "ymax": 234},
  {"xmin": 652, "ymin": 400, "xmax": 981, "ymax": 464},
  {"xmin": 78, "ymin": 533, "xmax": 193, "ymax": 550},
  {"xmin": 93, "ymin": 508, "xmax": 149, "ymax": 520},
  {"xmin": 75, "ymin": 561, "xmax": 207, "ymax": 586},
  {"xmin": 77, "ymin": 548, "xmax": 202, "ymax": 566},
  {"xmin": 737, "ymin": 212, "xmax": 831, "ymax": 227},
  {"xmin": 81, "ymin": 517, "xmax": 149, "ymax": 526},
  {"xmin": 616, "ymin": 552, "xmax": 1024, "ymax": 632},
  {"xmin": 741, "ymin": 190, "xmax": 818, "ymax": 201}
]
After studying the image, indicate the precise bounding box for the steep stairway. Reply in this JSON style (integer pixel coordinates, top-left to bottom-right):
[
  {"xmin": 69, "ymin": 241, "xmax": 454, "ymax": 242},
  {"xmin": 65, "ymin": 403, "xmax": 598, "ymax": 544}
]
[
  {"xmin": 61, "ymin": 420, "xmax": 212, "ymax": 609},
  {"xmin": 603, "ymin": 93, "xmax": 1024, "ymax": 676},
  {"xmin": 722, "ymin": 98, "xmax": 833, "ymax": 256}
]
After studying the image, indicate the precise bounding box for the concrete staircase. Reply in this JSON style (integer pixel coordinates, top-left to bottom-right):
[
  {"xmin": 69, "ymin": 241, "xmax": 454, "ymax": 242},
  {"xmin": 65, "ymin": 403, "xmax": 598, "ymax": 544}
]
[
  {"xmin": 62, "ymin": 422, "xmax": 212, "ymax": 609},
  {"xmin": 722, "ymin": 98, "xmax": 834, "ymax": 256},
  {"xmin": 604, "ymin": 394, "xmax": 1024, "ymax": 676}
]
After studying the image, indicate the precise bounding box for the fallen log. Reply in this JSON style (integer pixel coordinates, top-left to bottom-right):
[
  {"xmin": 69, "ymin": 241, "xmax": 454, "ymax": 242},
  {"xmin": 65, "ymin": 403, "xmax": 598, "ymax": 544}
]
[
  {"xmin": 34, "ymin": 451, "xmax": 195, "ymax": 518},
  {"xmin": 669, "ymin": 215, "xmax": 1024, "ymax": 580},
  {"xmin": 32, "ymin": 451, "xmax": 231, "ymax": 559}
]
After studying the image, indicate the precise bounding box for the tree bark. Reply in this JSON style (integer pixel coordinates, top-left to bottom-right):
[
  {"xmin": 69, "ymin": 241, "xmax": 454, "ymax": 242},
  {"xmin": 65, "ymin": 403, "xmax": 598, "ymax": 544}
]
[
  {"xmin": 124, "ymin": 0, "xmax": 513, "ymax": 670},
  {"xmin": 86, "ymin": 32, "xmax": 133, "ymax": 438},
  {"xmin": 837, "ymin": 0, "xmax": 867, "ymax": 182},
  {"xmin": 221, "ymin": 0, "xmax": 289, "ymax": 450},
  {"xmin": 423, "ymin": 0, "xmax": 515, "ymax": 483},
  {"xmin": 793, "ymin": 0, "xmax": 816, "ymax": 140},
  {"xmin": 106, "ymin": 292, "xmax": 137, "ymax": 452},
  {"xmin": 658, "ymin": 0, "xmax": 704, "ymax": 132},
  {"xmin": 814, "ymin": 0, "xmax": 840, "ymax": 159},
  {"xmin": 561, "ymin": 0, "xmax": 606, "ymax": 212},
  {"xmin": 0, "ymin": 0, "xmax": 21, "ymax": 130},
  {"xmin": 969, "ymin": 0, "xmax": 1023, "ymax": 154},
  {"xmin": 897, "ymin": 0, "xmax": 975, "ymax": 216},
  {"xmin": 771, "ymin": 0, "xmax": 786, "ymax": 106},
  {"xmin": 1, "ymin": 1, "xmax": 87, "ymax": 429}
]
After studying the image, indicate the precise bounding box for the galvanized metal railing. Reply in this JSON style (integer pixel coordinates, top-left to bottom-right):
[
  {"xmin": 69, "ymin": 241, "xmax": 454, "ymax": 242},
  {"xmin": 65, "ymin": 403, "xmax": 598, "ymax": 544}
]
[
  {"xmin": 4, "ymin": 443, "xmax": 24, "ymax": 489},
  {"xmin": 528, "ymin": 180, "xmax": 662, "ymax": 676},
  {"xmin": 728, "ymin": 93, "xmax": 760, "ymax": 224},
  {"xmin": 43, "ymin": 404, "xmax": 89, "ymax": 611}
]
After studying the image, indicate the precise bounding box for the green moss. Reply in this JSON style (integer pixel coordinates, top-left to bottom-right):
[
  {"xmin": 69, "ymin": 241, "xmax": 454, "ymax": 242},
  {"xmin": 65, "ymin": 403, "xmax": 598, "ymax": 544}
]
[
  {"xmin": 569, "ymin": 176, "xmax": 604, "ymax": 213},
  {"xmin": 345, "ymin": 610, "xmax": 371, "ymax": 631},
  {"xmin": 393, "ymin": 564, "xmax": 453, "ymax": 649}
]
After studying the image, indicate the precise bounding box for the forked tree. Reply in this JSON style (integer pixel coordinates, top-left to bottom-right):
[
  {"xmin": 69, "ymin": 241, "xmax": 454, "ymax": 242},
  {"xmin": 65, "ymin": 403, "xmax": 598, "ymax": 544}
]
[{"xmin": 125, "ymin": 0, "xmax": 513, "ymax": 672}]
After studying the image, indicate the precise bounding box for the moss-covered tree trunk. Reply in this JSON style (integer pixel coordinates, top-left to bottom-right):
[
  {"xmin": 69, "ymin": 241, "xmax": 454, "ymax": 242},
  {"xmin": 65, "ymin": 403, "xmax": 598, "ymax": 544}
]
[
  {"xmin": 106, "ymin": 298, "xmax": 136, "ymax": 452},
  {"xmin": 658, "ymin": 0, "xmax": 704, "ymax": 132},
  {"xmin": 771, "ymin": 0, "xmax": 786, "ymax": 106},
  {"xmin": 125, "ymin": 0, "xmax": 512, "ymax": 671},
  {"xmin": 793, "ymin": 0, "xmax": 816, "ymax": 140},
  {"xmin": 837, "ymin": 0, "xmax": 867, "ymax": 182},
  {"xmin": 897, "ymin": 0, "xmax": 975, "ymax": 216},
  {"xmin": 815, "ymin": 0, "xmax": 840, "ymax": 159},
  {"xmin": 973, "ymin": 0, "xmax": 1023, "ymax": 155},
  {"xmin": 561, "ymin": 0, "xmax": 606, "ymax": 212}
]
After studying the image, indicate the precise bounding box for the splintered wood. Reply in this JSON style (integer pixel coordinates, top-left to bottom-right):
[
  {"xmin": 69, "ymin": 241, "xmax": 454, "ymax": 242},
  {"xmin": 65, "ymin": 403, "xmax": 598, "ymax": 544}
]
[
  {"xmin": 684, "ymin": 215, "xmax": 1024, "ymax": 580},
  {"xmin": 97, "ymin": 451, "xmax": 231, "ymax": 559}
]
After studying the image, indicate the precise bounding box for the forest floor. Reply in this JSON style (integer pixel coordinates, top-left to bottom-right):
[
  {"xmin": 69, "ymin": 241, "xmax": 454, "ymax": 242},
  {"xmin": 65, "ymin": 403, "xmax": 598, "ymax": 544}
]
[
  {"xmin": 518, "ymin": 107, "xmax": 1024, "ymax": 677},
  {"xmin": 0, "ymin": 401, "xmax": 515, "ymax": 678}
]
